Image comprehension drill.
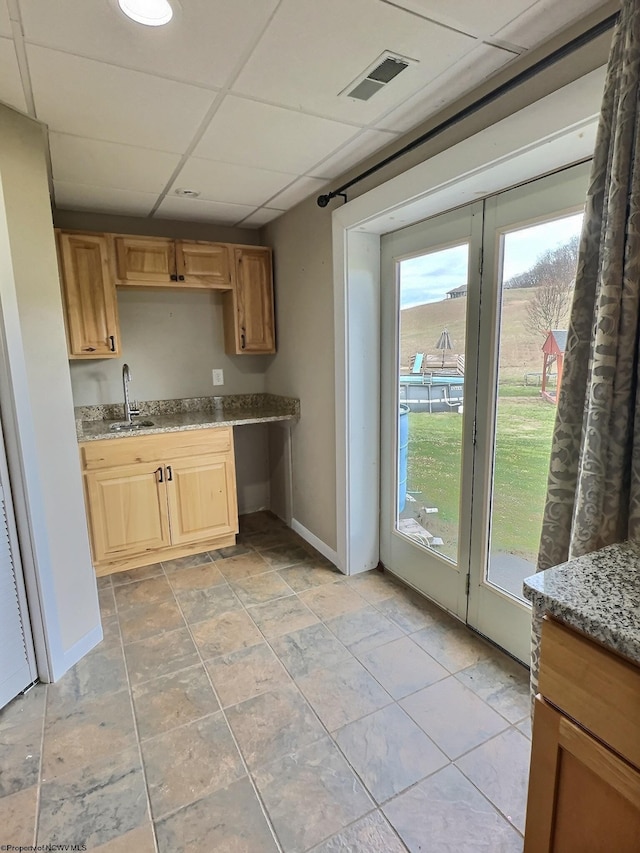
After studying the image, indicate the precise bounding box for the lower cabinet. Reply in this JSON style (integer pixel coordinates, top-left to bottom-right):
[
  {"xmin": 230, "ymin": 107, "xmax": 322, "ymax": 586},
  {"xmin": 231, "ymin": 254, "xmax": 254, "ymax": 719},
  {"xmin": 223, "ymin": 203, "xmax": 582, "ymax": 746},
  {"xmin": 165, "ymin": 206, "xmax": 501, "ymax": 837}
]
[
  {"xmin": 524, "ymin": 617, "xmax": 640, "ymax": 852},
  {"xmin": 80, "ymin": 427, "xmax": 238, "ymax": 575}
]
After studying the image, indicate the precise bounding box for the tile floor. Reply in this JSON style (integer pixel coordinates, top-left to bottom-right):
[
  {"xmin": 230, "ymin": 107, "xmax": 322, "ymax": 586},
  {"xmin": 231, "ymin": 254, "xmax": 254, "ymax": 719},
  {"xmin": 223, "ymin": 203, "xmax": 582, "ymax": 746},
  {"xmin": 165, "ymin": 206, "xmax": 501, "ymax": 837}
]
[{"xmin": 0, "ymin": 511, "xmax": 532, "ymax": 852}]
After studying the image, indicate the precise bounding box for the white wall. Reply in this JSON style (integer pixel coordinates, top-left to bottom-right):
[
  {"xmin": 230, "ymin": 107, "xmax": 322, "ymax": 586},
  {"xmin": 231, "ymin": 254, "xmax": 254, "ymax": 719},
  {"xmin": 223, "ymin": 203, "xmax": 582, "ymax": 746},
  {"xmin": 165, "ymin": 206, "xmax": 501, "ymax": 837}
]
[{"xmin": 0, "ymin": 105, "xmax": 100, "ymax": 680}]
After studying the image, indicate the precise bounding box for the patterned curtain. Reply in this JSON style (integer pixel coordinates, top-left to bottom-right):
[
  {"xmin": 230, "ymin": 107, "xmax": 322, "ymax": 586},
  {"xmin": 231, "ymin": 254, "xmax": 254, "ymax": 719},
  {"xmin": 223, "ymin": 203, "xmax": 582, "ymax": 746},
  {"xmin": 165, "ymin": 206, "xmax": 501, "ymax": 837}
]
[{"xmin": 531, "ymin": 0, "xmax": 640, "ymax": 695}]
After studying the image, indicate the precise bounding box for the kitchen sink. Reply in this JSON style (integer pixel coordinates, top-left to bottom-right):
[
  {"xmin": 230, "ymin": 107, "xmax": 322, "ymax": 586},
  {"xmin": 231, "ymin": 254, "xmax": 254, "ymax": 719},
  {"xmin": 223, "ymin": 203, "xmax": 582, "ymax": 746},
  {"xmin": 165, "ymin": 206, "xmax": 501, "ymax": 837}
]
[{"xmin": 109, "ymin": 420, "xmax": 155, "ymax": 432}]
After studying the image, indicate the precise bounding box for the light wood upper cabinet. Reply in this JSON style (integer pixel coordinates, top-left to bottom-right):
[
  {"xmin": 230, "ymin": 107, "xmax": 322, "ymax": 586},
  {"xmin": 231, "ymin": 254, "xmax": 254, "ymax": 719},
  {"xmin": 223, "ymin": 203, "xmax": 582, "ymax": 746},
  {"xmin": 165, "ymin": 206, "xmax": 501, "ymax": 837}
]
[
  {"xmin": 524, "ymin": 618, "xmax": 640, "ymax": 852},
  {"xmin": 223, "ymin": 246, "xmax": 275, "ymax": 354},
  {"xmin": 57, "ymin": 231, "xmax": 120, "ymax": 358},
  {"xmin": 114, "ymin": 235, "xmax": 232, "ymax": 289}
]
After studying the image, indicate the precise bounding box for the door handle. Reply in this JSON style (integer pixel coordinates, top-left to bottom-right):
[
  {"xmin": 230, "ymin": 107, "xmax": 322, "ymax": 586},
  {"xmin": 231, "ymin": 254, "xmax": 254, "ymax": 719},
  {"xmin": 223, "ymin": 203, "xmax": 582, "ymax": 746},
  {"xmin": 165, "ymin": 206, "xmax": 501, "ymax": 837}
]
[
  {"xmin": 166, "ymin": 465, "xmax": 173, "ymax": 482},
  {"xmin": 155, "ymin": 466, "xmax": 163, "ymax": 483}
]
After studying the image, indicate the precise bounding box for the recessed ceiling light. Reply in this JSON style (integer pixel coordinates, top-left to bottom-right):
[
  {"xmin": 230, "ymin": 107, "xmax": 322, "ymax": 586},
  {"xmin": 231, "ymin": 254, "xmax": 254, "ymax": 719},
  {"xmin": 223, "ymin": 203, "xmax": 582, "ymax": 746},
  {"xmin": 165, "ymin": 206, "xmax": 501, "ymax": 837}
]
[
  {"xmin": 118, "ymin": 0, "xmax": 173, "ymax": 27},
  {"xmin": 174, "ymin": 188, "xmax": 200, "ymax": 198}
]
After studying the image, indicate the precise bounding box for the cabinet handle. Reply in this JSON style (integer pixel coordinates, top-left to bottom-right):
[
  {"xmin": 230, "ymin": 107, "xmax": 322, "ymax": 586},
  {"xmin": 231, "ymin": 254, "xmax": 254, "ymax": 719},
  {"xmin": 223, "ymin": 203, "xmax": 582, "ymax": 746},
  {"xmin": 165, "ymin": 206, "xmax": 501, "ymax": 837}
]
[
  {"xmin": 170, "ymin": 274, "xmax": 178, "ymax": 281},
  {"xmin": 166, "ymin": 465, "xmax": 173, "ymax": 482},
  {"xmin": 240, "ymin": 327, "xmax": 246, "ymax": 350},
  {"xmin": 82, "ymin": 346, "xmax": 96, "ymax": 352},
  {"xmin": 155, "ymin": 466, "xmax": 164, "ymax": 483},
  {"xmin": 178, "ymin": 275, "xmax": 185, "ymax": 281},
  {"xmin": 109, "ymin": 335, "xmax": 116, "ymax": 352}
]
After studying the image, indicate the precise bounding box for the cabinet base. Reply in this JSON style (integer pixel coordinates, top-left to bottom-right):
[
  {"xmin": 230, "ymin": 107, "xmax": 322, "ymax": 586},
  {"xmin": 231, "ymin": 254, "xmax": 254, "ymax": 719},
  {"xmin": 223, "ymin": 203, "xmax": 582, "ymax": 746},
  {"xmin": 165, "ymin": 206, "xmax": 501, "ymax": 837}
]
[{"xmin": 94, "ymin": 534, "xmax": 237, "ymax": 577}]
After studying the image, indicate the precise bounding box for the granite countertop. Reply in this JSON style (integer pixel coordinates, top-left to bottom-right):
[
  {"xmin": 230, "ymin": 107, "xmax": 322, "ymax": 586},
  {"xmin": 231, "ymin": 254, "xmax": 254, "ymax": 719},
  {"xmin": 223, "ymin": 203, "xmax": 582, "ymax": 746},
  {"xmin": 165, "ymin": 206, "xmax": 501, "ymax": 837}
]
[
  {"xmin": 76, "ymin": 393, "xmax": 299, "ymax": 442},
  {"xmin": 523, "ymin": 541, "xmax": 640, "ymax": 666}
]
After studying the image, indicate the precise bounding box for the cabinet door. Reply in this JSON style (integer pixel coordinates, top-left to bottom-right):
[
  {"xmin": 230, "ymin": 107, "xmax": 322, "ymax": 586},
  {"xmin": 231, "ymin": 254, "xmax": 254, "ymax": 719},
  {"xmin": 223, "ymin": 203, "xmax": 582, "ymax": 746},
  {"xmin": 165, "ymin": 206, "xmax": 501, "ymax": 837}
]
[
  {"xmin": 114, "ymin": 236, "xmax": 176, "ymax": 285},
  {"xmin": 524, "ymin": 697, "xmax": 640, "ymax": 852},
  {"xmin": 58, "ymin": 232, "xmax": 120, "ymax": 358},
  {"xmin": 176, "ymin": 241, "xmax": 232, "ymax": 289},
  {"xmin": 165, "ymin": 453, "xmax": 238, "ymax": 547},
  {"xmin": 84, "ymin": 464, "xmax": 171, "ymax": 563},
  {"xmin": 226, "ymin": 247, "xmax": 275, "ymax": 354}
]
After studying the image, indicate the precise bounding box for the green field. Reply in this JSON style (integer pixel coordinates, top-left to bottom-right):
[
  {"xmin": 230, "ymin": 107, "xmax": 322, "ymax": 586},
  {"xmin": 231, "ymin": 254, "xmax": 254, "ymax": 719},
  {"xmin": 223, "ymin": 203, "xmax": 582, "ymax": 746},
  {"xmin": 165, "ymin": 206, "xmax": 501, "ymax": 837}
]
[{"xmin": 406, "ymin": 394, "xmax": 556, "ymax": 562}]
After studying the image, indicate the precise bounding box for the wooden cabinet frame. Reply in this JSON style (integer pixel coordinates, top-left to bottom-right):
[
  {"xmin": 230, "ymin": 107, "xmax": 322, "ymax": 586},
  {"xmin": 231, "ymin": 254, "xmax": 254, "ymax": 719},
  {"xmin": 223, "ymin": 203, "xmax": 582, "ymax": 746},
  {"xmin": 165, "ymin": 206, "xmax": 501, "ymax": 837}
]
[{"xmin": 114, "ymin": 235, "xmax": 232, "ymax": 290}]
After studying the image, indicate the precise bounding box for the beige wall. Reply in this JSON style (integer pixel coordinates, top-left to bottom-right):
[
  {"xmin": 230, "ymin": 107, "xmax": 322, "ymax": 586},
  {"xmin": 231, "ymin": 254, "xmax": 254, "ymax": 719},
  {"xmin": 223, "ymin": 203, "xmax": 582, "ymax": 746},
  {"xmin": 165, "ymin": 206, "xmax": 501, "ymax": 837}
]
[
  {"xmin": 263, "ymin": 7, "xmax": 615, "ymax": 552},
  {"xmin": 0, "ymin": 105, "xmax": 99, "ymax": 674},
  {"xmin": 52, "ymin": 212, "xmax": 270, "ymax": 405}
]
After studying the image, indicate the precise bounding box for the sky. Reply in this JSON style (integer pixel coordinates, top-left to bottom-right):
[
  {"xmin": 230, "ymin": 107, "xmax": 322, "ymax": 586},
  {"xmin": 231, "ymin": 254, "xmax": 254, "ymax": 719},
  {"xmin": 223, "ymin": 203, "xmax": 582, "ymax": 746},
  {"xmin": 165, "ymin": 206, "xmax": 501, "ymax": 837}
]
[{"xmin": 399, "ymin": 211, "xmax": 584, "ymax": 309}]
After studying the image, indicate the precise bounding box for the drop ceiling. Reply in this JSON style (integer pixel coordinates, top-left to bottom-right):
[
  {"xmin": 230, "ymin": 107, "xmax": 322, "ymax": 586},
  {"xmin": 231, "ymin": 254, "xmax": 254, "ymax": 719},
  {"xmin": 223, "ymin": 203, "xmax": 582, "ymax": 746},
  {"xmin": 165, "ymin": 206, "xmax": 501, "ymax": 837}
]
[{"xmin": 0, "ymin": 0, "xmax": 610, "ymax": 228}]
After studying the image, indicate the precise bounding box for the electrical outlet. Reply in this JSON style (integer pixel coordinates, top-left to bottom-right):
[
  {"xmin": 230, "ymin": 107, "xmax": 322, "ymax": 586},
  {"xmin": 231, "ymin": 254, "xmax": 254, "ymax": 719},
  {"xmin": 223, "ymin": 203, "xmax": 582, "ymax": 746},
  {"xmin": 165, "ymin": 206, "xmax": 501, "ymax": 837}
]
[{"xmin": 212, "ymin": 369, "xmax": 224, "ymax": 386}]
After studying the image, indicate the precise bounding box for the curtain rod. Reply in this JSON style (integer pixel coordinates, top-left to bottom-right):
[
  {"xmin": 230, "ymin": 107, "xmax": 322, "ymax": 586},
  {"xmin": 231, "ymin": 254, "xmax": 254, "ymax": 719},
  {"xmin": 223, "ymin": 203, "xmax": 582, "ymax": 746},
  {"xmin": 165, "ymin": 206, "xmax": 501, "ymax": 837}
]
[{"xmin": 316, "ymin": 12, "xmax": 620, "ymax": 209}]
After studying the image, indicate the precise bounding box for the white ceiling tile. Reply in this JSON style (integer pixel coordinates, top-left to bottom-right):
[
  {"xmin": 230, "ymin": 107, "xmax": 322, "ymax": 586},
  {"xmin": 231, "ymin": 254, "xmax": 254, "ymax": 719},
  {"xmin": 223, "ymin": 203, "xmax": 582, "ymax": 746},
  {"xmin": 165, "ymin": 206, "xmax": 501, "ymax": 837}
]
[
  {"xmin": 239, "ymin": 208, "xmax": 285, "ymax": 227},
  {"xmin": 54, "ymin": 181, "xmax": 158, "ymax": 216},
  {"xmin": 0, "ymin": 37, "xmax": 27, "ymax": 113},
  {"xmin": 0, "ymin": 0, "xmax": 11, "ymax": 37},
  {"xmin": 19, "ymin": 0, "xmax": 279, "ymax": 89},
  {"xmin": 194, "ymin": 96, "xmax": 358, "ymax": 174},
  {"xmin": 169, "ymin": 157, "xmax": 294, "ymax": 207},
  {"xmin": 233, "ymin": 0, "xmax": 476, "ymax": 124},
  {"xmin": 49, "ymin": 133, "xmax": 181, "ymax": 193},
  {"xmin": 309, "ymin": 129, "xmax": 399, "ymax": 180},
  {"xmin": 155, "ymin": 195, "xmax": 256, "ymax": 225},
  {"xmin": 376, "ymin": 43, "xmax": 515, "ymax": 132},
  {"xmin": 28, "ymin": 45, "xmax": 216, "ymax": 153},
  {"xmin": 494, "ymin": 0, "xmax": 612, "ymax": 50},
  {"xmin": 268, "ymin": 176, "xmax": 329, "ymax": 209},
  {"xmin": 385, "ymin": 0, "xmax": 539, "ymax": 38}
]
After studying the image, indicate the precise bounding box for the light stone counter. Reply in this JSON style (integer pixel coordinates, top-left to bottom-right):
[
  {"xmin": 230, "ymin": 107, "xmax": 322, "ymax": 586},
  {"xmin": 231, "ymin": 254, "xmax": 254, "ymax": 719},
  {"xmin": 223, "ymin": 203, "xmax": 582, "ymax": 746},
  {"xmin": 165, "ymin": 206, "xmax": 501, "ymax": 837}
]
[
  {"xmin": 523, "ymin": 541, "xmax": 640, "ymax": 666},
  {"xmin": 76, "ymin": 393, "xmax": 299, "ymax": 442}
]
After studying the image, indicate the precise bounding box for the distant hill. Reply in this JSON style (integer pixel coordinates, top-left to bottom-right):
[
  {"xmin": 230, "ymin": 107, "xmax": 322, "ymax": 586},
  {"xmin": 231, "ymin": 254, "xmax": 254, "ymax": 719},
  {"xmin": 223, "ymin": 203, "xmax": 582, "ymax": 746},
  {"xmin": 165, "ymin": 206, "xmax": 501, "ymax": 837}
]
[{"xmin": 400, "ymin": 287, "xmax": 550, "ymax": 382}]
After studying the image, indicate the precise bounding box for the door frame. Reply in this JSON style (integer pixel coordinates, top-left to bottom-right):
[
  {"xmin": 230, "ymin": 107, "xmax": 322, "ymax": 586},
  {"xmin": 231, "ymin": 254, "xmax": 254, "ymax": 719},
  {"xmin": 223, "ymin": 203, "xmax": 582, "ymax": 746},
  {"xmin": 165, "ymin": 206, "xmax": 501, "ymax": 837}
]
[{"xmin": 332, "ymin": 69, "xmax": 604, "ymax": 579}]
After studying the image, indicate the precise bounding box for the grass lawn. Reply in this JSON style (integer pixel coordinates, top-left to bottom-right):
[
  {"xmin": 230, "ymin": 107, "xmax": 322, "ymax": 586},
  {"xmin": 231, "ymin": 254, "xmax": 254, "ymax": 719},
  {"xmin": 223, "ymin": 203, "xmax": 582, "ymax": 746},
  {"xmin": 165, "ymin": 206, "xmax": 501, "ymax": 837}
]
[{"xmin": 406, "ymin": 393, "xmax": 557, "ymax": 562}]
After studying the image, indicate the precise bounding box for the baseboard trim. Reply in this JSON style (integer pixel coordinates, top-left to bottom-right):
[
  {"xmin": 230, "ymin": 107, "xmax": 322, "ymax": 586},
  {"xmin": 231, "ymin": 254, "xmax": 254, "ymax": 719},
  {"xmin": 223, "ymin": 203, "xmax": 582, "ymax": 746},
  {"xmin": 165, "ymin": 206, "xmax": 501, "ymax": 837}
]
[
  {"xmin": 49, "ymin": 623, "xmax": 103, "ymax": 682},
  {"xmin": 291, "ymin": 518, "xmax": 340, "ymax": 570}
]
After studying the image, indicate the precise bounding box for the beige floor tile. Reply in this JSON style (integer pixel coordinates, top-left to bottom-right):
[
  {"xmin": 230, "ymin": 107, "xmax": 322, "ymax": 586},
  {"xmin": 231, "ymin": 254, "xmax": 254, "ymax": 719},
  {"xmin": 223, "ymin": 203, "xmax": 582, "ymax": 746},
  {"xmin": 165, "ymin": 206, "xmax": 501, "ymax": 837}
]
[
  {"xmin": 226, "ymin": 684, "xmax": 325, "ymax": 770},
  {"xmin": 38, "ymin": 746, "xmax": 148, "ymax": 849},
  {"xmin": 311, "ymin": 811, "xmax": 408, "ymax": 853},
  {"xmin": 162, "ymin": 552, "xmax": 212, "ymax": 572},
  {"xmin": 100, "ymin": 617, "xmax": 121, "ymax": 646},
  {"xmin": 141, "ymin": 712, "xmax": 245, "ymax": 818},
  {"xmin": 411, "ymin": 618, "xmax": 494, "ymax": 673},
  {"xmin": 383, "ymin": 765, "xmax": 523, "ymax": 853},
  {"xmin": 165, "ymin": 562, "xmax": 225, "ymax": 592},
  {"xmin": 299, "ymin": 582, "xmax": 367, "ymax": 621},
  {"xmin": 132, "ymin": 665, "xmax": 219, "ymax": 740},
  {"xmin": 325, "ymin": 605, "xmax": 403, "ymax": 655},
  {"xmin": 400, "ymin": 676, "xmax": 508, "ymax": 759},
  {"xmin": 89, "ymin": 823, "xmax": 156, "ymax": 853},
  {"xmin": 98, "ymin": 586, "xmax": 116, "ymax": 619},
  {"xmin": 208, "ymin": 542, "xmax": 254, "ymax": 560},
  {"xmin": 357, "ymin": 636, "xmax": 448, "ymax": 699},
  {"xmin": 270, "ymin": 622, "xmax": 351, "ymax": 678},
  {"xmin": 0, "ymin": 714, "xmax": 42, "ymax": 797},
  {"xmin": 175, "ymin": 583, "xmax": 241, "ymax": 624},
  {"xmin": 123, "ymin": 627, "xmax": 200, "ymax": 686},
  {"xmin": 42, "ymin": 689, "xmax": 137, "ymax": 781},
  {"xmin": 155, "ymin": 776, "xmax": 279, "ymax": 853},
  {"xmin": 345, "ymin": 569, "xmax": 403, "ymax": 604},
  {"xmin": 0, "ymin": 685, "xmax": 46, "ymax": 729},
  {"xmin": 455, "ymin": 654, "xmax": 530, "ymax": 723},
  {"xmin": 516, "ymin": 715, "xmax": 532, "ymax": 739},
  {"xmin": 204, "ymin": 642, "xmax": 291, "ymax": 708},
  {"xmin": 213, "ymin": 551, "xmax": 272, "ymax": 581},
  {"xmin": 277, "ymin": 559, "xmax": 343, "ymax": 592},
  {"xmin": 113, "ymin": 576, "xmax": 174, "ymax": 611},
  {"xmin": 254, "ymin": 736, "xmax": 373, "ymax": 852},
  {"xmin": 238, "ymin": 510, "xmax": 285, "ymax": 534},
  {"xmin": 376, "ymin": 592, "xmax": 438, "ymax": 633},
  {"xmin": 96, "ymin": 575, "xmax": 112, "ymax": 589},
  {"xmin": 118, "ymin": 599, "xmax": 185, "ymax": 644},
  {"xmin": 258, "ymin": 542, "xmax": 312, "ymax": 569},
  {"xmin": 334, "ymin": 704, "xmax": 448, "ymax": 803},
  {"xmin": 230, "ymin": 571, "xmax": 294, "ymax": 607},
  {"xmin": 111, "ymin": 563, "xmax": 163, "ymax": 586},
  {"xmin": 191, "ymin": 610, "xmax": 263, "ymax": 658},
  {"xmin": 249, "ymin": 594, "xmax": 318, "ymax": 638},
  {"xmin": 0, "ymin": 785, "xmax": 38, "ymax": 846},
  {"xmin": 47, "ymin": 643, "xmax": 127, "ymax": 713},
  {"xmin": 298, "ymin": 658, "xmax": 392, "ymax": 731},
  {"xmin": 238, "ymin": 527, "xmax": 300, "ymax": 550},
  {"xmin": 456, "ymin": 728, "xmax": 531, "ymax": 833}
]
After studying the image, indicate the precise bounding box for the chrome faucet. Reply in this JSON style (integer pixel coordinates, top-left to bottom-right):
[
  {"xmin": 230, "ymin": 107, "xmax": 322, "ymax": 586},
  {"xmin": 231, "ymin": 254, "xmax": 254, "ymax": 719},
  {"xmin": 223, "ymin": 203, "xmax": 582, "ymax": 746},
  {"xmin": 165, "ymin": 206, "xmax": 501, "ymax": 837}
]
[{"xmin": 122, "ymin": 364, "xmax": 140, "ymax": 424}]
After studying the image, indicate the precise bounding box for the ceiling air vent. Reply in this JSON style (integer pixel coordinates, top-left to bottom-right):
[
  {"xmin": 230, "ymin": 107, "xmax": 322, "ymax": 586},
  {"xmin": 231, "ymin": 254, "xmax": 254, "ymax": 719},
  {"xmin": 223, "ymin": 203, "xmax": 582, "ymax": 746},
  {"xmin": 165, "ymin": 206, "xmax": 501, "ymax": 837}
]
[{"xmin": 341, "ymin": 51, "xmax": 417, "ymax": 102}]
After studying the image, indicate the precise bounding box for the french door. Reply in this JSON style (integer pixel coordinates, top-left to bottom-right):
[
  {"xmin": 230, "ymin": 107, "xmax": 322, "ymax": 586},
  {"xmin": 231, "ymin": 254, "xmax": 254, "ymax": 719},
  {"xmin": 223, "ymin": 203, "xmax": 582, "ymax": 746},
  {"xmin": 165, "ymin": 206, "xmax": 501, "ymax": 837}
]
[{"xmin": 380, "ymin": 161, "xmax": 590, "ymax": 662}]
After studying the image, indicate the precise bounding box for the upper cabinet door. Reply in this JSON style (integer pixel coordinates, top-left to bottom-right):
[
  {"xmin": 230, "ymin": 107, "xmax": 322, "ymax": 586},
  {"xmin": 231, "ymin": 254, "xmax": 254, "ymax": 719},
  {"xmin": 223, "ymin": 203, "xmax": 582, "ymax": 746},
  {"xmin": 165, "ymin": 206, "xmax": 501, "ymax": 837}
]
[
  {"xmin": 114, "ymin": 236, "xmax": 176, "ymax": 285},
  {"xmin": 176, "ymin": 241, "xmax": 232, "ymax": 289},
  {"xmin": 228, "ymin": 247, "xmax": 276, "ymax": 354},
  {"xmin": 57, "ymin": 231, "xmax": 120, "ymax": 358}
]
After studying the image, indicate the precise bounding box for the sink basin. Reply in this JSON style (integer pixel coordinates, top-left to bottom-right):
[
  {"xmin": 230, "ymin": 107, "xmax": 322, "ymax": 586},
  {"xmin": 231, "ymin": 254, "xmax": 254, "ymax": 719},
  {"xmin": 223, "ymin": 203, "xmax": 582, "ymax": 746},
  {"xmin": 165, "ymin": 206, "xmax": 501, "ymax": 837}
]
[{"xmin": 109, "ymin": 420, "xmax": 155, "ymax": 432}]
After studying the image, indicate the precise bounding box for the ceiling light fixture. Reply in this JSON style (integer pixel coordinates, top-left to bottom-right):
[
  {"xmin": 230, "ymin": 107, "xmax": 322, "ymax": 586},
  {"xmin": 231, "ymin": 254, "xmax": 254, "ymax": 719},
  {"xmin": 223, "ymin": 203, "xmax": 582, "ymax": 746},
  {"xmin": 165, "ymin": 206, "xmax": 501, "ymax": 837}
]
[
  {"xmin": 118, "ymin": 0, "xmax": 173, "ymax": 27},
  {"xmin": 174, "ymin": 188, "xmax": 200, "ymax": 198}
]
